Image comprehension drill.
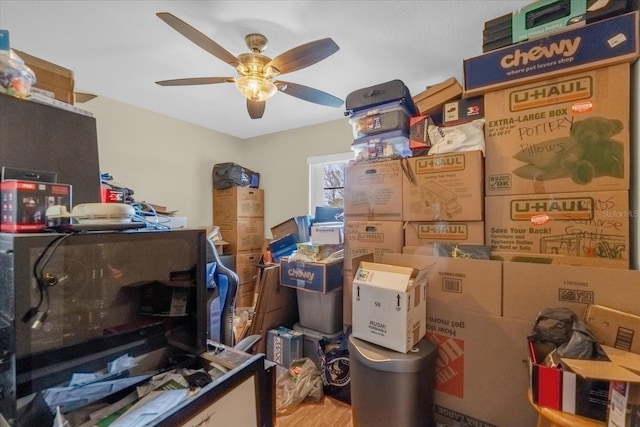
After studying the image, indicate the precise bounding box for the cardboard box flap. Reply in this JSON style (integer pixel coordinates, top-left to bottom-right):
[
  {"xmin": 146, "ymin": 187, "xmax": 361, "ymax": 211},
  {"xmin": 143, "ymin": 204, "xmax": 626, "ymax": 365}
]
[
  {"xmin": 561, "ymin": 358, "xmax": 640, "ymax": 383},
  {"xmin": 355, "ymin": 261, "xmax": 416, "ymax": 292},
  {"xmin": 380, "ymin": 253, "xmax": 438, "ymax": 285},
  {"xmin": 601, "ymin": 345, "xmax": 640, "ymax": 375},
  {"xmin": 413, "ymin": 77, "xmax": 461, "ymax": 103}
]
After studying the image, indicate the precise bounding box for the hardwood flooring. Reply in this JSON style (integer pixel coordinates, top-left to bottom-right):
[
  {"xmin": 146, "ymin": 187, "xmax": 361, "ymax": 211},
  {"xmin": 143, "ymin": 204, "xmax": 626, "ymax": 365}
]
[{"xmin": 275, "ymin": 396, "xmax": 353, "ymax": 427}]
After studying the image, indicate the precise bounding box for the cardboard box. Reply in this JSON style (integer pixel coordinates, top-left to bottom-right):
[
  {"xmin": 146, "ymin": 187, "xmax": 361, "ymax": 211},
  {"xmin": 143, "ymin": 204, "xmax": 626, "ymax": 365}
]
[
  {"xmin": 484, "ymin": 64, "xmax": 631, "ymax": 195},
  {"xmin": 314, "ymin": 206, "xmax": 343, "ymax": 223},
  {"xmin": 342, "ymin": 254, "xmax": 375, "ymax": 330},
  {"xmin": 279, "ymin": 258, "xmax": 343, "ymax": 293},
  {"xmin": 464, "ymin": 12, "xmax": 639, "ymax": 96},
  {"xmin": 310, "ymin": 222, "xmax": 343, "ymax": 245},
  {"xmin": 351, "ymin": 254, "xmax": 434, "ymax": 353},
  {"xmin": 485, "ymin": 190, "xmax": 630, "ymax": 268},
  {"xmin": 503, "ymin": 262, "xmax": 640, "ymax": 322},
  {"xmin": 269, "ymin": 233, "xmax": 299, "ymax": 262},
  {"xmin": 442, "ymin": 96, "xmax": 484, "ymax": 126},
  {"xmin": 235, "ymin": 281, "xmax": 256, "ymax": 308},
  {"xmin": 490, "ymin": 250, "xmax": 629, "ymax": 269},
  {"xmin": 234, "ymin": 251, "xmax": 261, "ymax": 284},
  {"xmin": 270, "ymin": 215, "xmax": 312, "ymax": 241},
  {"xmin": 266, "ymin": 326, "xmax": 303, "ymax": 368},
  {"xmin": 427, "ymin": 306, "xmax": 537, "ymax": 427},
  {"xmin": 529, "ymin": 342, "xmax": 640, "ymax": 422},
  {"xmin": 213, "ymin": 186, "xmax": 264, "ymax": 221},
  {"xmin": 403, "ymin": 151, "xmax": 484, "ymax": 221},
  {"xmin": 1, "ymin": 180, "xmax": 72, "ymax": 232},
  {"xmin": 344, "ymin": 159, "xmax": 403, "ymax": 220},
  {"xmin": 404, "ymin": 221, "xmax": 485, "ymax": 246},
  {"xmin": 422, "ymin": 256, "xmax": 502, "ymax": 316},
  {"xmin": 586, "ymin": 305, "xmax": 640, "ymax": 354},
  {"xmin": 13, "ymin": 49, "xmax": 75, "ymax": 105},
  {"xmin": 217, "ymin": 218, "xmax": 264, "ymax": 253},
  {"xmin": 409, "ymin": 115, "xmax": 433, "ymax": 154},
  {"xmin": 343, "ymin": 220, "xmax": 404, "ymax": 267},
  {"xmin": 412, "ymin": 77, "xmax": 463, "ymax": 117}
]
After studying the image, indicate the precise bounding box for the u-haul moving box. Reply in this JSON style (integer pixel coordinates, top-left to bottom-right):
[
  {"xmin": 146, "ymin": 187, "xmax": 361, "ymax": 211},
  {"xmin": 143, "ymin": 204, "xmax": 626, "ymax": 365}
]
[
  {"xmin": 404, "ymin": 221, "xmax": 485, "ymax": 246},
  {"xmin": 402, "ymin": 150, "xmax": 484, "ymax": 221},
  {"xmin": 352, "ymin": 254, "xmax": 434, "ymax": 353},
  {"xmin": 485, "ymin": 190, "xmax": 630, "ymax": 269},
  {"xmin": 484, "ymin": 64, "xmax": 631, "ymax": 196}
]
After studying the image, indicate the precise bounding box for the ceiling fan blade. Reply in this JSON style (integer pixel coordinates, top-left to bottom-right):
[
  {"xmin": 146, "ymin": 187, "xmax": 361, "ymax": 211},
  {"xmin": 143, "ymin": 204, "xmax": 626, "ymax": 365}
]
[
  {"xmin": 156, "ymin": 12, "xmax": 241, "ymax": 67},
  {"xmin": 155, "ymin": 77, "xmax": 234, "ymax": 86},
  {"xmin": 247, "ymin": 100, "xmax": 265, "ymax": 119},
  {"xmin": 266, "ymin": 38, "xmax": 339, "ymax": 75},
  {"xmin": 275, "ymin": 80, "xmax": 343, "ymax": 107}
]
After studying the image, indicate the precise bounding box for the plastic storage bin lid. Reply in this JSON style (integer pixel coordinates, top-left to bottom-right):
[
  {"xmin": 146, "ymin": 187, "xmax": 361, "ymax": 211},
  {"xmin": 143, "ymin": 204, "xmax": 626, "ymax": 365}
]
[
  {"xmin": 293, "ymin": 322, "xmax": 343, "ymax": 339},
  {"xmin": 348, "ymin": 335, "xmax": 438, "ymax": 373},
  {"xmin": 348, "ymin": 99, "xmax": 413, "ymax": 121}
]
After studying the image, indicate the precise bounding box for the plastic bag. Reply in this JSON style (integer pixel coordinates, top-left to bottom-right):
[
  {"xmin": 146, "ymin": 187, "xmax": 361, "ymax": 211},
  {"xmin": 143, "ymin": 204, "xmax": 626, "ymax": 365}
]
[
  {"xmin": 529, "ymin": 307, "xmax": 605, "ymax": 360},
  {"xmin": 275, "ymin": 358, "xmax": 323, "ymax": 413},
  {"xmin": 427, "ymin": 119, "xmax": 485, "ymax": 155},
  {"xmin": 0, "ymin": 49, "xmax": 36, "ymax": 99},
  {"xmin": 212, "ymin": 162, "xmax": 260, "ymax": 189},
  {"xmin": 318, "ymin": 332, "xmax": 351, "ymax": 404}
]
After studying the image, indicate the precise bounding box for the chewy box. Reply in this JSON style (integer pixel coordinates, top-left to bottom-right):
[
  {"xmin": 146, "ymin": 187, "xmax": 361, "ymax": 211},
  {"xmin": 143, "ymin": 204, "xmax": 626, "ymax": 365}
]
[
  {"xmin": 484, "ymin": 64, "xmax": 631, "ymax": 196},
  {"xmin": 402, "ymin": 150, "xmax": 484, "ymax": 221},
  {"xmin": 352, "ymin": 254, "xmax": 434, "ymax": 353},
  {"xmin": 1, "ymin": 180, "xmax": 71, "ymax": 232},
  {"xmin": 464, "ymin": 11, "xmax": 639, "ymax": 96},
  {"xmin": 279, "ymin": 258, "xmax": 343, "ymax": 293}
]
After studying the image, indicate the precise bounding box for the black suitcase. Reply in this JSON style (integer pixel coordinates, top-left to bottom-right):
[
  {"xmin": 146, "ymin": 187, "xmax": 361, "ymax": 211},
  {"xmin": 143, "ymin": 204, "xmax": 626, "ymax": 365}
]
[{"xmin": 345, "ymin": 79, "xmax": 416, "ymax": 117}]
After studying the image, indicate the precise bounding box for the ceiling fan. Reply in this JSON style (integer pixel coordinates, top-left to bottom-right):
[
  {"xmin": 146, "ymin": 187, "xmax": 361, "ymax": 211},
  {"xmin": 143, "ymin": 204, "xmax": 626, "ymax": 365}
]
[{"xmin": 154, "ymin": 12, "xmax": 344, "ymax": 119}]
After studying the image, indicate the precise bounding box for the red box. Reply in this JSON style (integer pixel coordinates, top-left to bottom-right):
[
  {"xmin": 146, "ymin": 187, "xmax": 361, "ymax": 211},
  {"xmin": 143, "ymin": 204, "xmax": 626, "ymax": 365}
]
[{"xmin": 1, "ymin": 180, "xmax": 71, "ymax": 232}]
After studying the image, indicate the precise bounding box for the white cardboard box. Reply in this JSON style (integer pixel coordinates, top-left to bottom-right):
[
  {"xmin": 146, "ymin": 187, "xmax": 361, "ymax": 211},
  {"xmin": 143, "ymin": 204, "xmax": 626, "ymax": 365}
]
[
  {"xmin": 311, "ymin": 222, "xmax": 344, "ymax": 245},
  {"xmin": 351, "ymin": 254, "xmax": 434, "ymax": 353}
]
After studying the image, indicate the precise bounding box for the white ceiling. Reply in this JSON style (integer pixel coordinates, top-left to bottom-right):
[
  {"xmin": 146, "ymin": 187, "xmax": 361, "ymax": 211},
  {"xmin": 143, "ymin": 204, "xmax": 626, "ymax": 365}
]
[{"xmin": 0, "ymin": 1, "xmax": 532, "ymax": 139}]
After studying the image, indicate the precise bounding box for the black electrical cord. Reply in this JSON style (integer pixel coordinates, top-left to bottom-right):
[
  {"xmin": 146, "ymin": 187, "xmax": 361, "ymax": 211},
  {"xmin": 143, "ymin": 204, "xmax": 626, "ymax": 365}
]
[{"xmin": 22, "ymin": 233, "xmax": 73, "ymax": 329}]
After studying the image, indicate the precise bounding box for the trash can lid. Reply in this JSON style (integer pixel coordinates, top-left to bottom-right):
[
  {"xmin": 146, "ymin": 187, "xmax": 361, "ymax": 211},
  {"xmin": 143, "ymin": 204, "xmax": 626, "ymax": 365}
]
[{"xmin": 348, "ymin": 335, "xmax": 438, "ymax": 373}]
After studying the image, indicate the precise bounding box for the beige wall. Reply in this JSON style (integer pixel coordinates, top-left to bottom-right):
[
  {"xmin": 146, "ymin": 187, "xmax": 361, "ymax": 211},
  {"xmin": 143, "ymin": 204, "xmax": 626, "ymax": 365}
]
[
  {"xmin": 243, "ymin": 119, "xmax": 352, "ymax": 236},
  {"xmin": 83, "ymin": 96, "xmax": 353, "ymax": 231}
]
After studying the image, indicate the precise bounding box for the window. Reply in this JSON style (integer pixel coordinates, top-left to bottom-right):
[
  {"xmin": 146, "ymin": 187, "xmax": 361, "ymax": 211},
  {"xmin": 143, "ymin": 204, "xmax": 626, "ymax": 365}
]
[{"xmin": 308, "ymin": 152, "xmax": 352, "ymax": 214}]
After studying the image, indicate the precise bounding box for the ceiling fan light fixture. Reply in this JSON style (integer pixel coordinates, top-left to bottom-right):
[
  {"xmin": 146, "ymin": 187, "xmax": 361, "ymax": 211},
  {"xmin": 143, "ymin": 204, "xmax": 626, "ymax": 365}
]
[{"xmin": 235, "ymin": 76, "xmax": 277, "ymax": 102}]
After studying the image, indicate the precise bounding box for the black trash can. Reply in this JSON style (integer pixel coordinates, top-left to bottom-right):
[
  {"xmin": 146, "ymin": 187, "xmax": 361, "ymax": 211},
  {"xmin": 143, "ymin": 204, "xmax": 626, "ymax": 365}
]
[{"xmin": 348, "ymin": 335, "xmax": 438, "ymax": 427}]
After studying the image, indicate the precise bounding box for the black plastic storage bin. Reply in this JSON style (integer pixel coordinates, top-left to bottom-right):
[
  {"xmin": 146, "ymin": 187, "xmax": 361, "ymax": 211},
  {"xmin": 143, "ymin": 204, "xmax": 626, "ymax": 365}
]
[{"xmin": 348, "ymin": 335, "xmax": 438, "ymax": 427}]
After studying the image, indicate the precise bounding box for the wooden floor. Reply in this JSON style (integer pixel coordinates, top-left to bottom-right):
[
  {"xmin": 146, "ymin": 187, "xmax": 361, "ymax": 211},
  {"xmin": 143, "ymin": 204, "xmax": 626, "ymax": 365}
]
[{"xmin": 275, "ymin": 396, "xmax": 353, "ymax": 427}]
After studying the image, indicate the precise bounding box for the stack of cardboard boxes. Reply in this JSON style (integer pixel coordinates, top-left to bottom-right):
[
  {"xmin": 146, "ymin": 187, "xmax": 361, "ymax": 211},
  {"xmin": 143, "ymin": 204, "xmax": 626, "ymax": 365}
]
[
  {"xmin": 342, "ymin": 7, "xmax": 640, "ymax": 427},
  {"xmin": 213, "ymin": 186, "xmax": 265, "ymax": 307},
  {"xmin": 416, "ymin": 7, "xmax": 640, "ymax": 427},
  {"xmin": 482, "ymin": 63, "xmax": 632, "ymax": 269}
]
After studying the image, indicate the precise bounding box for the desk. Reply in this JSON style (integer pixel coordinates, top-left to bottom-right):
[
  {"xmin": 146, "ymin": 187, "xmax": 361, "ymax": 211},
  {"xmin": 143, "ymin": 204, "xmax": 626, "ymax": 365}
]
[{"xmin": 527, "ymin": 390, "xmax": 605, "ymax": 427}]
